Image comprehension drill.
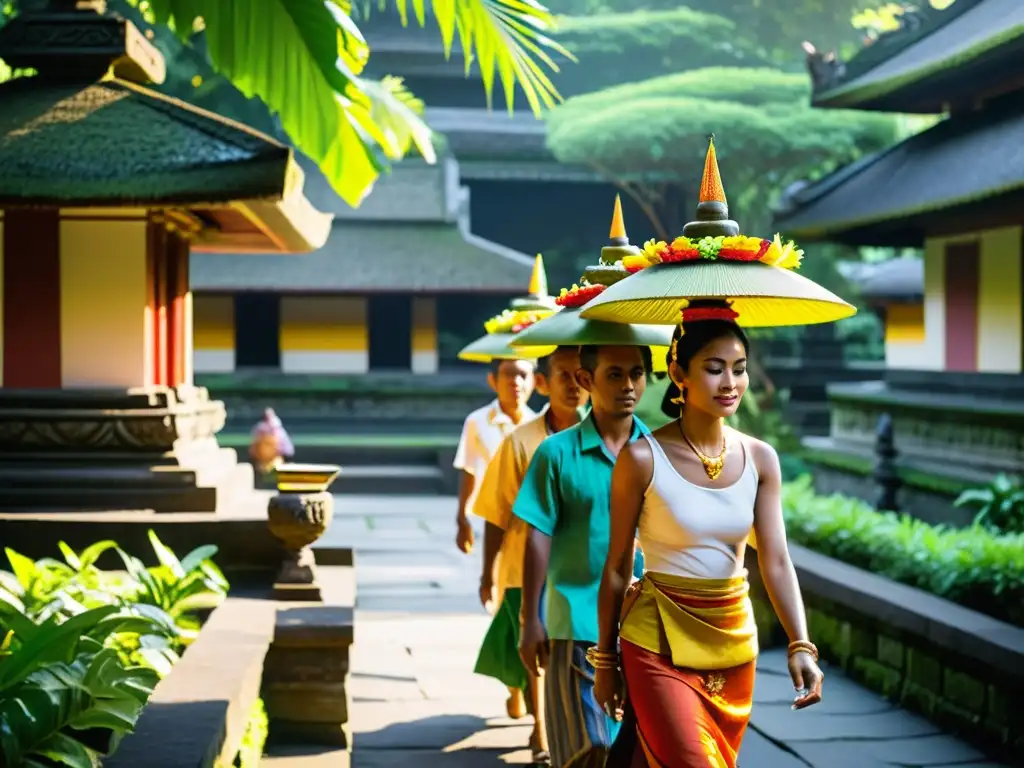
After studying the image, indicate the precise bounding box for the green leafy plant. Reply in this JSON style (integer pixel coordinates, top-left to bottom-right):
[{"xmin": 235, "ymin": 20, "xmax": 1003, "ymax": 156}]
[
  {"xmin": 954, "ymin": 474, "xmax": 1024, "ymax": 535},
  {"xmin": 0, "ymin": 532, "xmax": 228, "ymax": 679},
  {"xmin": 0, "ymin": 606, "xmax": 160, "ymax": 766},
  {"xmin": 782, "ymin": 477, "xmax": 1024, "ymax": 627}
]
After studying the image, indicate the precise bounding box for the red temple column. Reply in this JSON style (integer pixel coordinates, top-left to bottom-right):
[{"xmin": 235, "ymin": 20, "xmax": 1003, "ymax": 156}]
[{"xmin": 1, "ymin": 209, "xmax": 62, "ymax": 388}]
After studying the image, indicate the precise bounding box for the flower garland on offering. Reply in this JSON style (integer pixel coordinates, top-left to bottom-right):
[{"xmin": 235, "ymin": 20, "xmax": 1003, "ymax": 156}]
[
  {"xmin": 556, "ymin": 282, "xmax": 607, "ymax": 309},
  {"xmin": 622, "ymin": 232, "xmax": 803, "ymax": 273},
  {"xmin": 484, "ymin": 307, "xmax": 555, "ymax": 335}
]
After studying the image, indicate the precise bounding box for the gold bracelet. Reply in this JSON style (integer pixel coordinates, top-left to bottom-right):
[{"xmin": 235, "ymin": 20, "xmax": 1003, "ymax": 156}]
[
  {"xmin": 787, "ymin": 641, "xmax": 818, "ymax": 661},
  {"xmin": 585, "ymin": 646, "xmax": 620, "ymax": 670}
]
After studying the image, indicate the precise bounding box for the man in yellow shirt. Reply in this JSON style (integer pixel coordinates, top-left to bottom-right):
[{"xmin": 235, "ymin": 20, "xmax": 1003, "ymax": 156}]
[
  {"xmin": 453, "ymin": 358, "xmax": 537, "ymax": 554},
  {"xmin": 473, "ymin": 346, "xmax": 587, "ymax": 766}
]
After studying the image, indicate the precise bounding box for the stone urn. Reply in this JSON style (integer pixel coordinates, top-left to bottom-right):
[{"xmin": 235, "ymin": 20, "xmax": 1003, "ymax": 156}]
[{"xmin": 267, "ymin": 463, "xmax": 341, "ymax": 601}]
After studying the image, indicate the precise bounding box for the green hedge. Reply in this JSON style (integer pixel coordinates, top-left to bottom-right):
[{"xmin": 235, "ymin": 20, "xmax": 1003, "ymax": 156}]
[{"xmin": 782, "ymin": 477, "xmax": 1024, "ymax": 628}]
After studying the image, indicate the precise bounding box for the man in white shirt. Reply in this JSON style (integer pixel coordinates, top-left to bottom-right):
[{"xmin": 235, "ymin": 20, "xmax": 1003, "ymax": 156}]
[{"xmin": 454, "ymin": 358, "xmax": 537, "ymax": 555}]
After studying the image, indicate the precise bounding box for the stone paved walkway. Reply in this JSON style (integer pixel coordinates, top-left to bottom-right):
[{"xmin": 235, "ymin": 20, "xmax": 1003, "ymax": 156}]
[{"xmin": 320, "ymin": 495, "xmax": 1009, "ymax": 768}]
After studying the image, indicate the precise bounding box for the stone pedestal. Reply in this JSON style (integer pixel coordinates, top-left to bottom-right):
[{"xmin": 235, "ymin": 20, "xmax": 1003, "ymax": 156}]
[
  {"xmin": 262, "ymin": 604, "xmax": 354, "ymax": 748},
  {"xmin": 0, "ymin": 385, "xmax": 254, "ymax": 513}
]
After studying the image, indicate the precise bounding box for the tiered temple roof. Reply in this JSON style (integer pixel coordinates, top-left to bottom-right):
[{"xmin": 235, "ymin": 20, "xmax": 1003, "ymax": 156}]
[
  {"xmin": 775, "ymin": 0, "xmax": 1024, "ymax": 246},
  {"xmin": 190, "ymin": 157, "xmax": 535, "ymax": 293},
  {"xmin": 0, "ymin": 9, "xmax": 329, "ymax": 254},
  {"xmin": 808, "ymin": 0, "xmax": 1024, "ymax": 112}
]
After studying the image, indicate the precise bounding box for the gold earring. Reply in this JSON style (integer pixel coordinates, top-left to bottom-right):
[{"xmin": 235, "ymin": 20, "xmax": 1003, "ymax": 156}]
[{"xmin": 670, "ymin": 383, "xmax": 685, "ymax": 405}]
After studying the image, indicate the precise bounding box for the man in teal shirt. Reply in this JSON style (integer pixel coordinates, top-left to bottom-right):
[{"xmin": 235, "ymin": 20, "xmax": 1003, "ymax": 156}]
[{"xmin": 515, "ymin": 344, "xmax": 651, "ymax": 768}]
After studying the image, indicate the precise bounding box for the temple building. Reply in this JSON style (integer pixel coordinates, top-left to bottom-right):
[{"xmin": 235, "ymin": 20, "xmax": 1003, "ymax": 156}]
[
  {"xmin": 189, "ymin": 157, "xmax": 537, "ymax": 376},
  {"xmin": 774, "ymin": 0, "xmax": 1024, "ymax": 522},
  {"xmin": 0, "ymin": 2, "xmax": 329, "ymax": 513}
]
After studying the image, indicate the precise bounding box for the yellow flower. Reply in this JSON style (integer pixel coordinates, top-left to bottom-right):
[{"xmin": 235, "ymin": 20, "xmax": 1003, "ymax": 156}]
[
  {"xmin": 669, "ymin": 236, "xmax": 693, "ymax": 251},
  {"xmin": 643, "ymin": 238, "xmax": 667, "ymax": 263},
  {"xmin": 622, "ymin": 254, "xmax": 651, "ymax": 271},
  {"xmin": 721, "ymin": 235, "xmax": 762, "ymax": 252},
  {"xmin": 760, "ymin": 233, "xmax": 802, "ymax": 269}
]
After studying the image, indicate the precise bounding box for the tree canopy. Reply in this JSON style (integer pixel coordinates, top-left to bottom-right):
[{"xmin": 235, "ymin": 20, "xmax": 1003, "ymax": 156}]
[
  {"xmin": 546, "ymin": 67, "xmax": 897, "ymax": 238},
  {"xmin": 548, "ymin": 68, "xmax": 895, "ymax": 179},
  {"xmin": 554, "ymin": 8, "xmax": 763, "ymax": 93}
]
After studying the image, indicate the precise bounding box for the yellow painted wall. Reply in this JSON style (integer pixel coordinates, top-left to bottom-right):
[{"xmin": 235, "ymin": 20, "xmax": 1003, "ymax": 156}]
[
  {"xmin": 977, "ymin": 226, "xmax": 1022, "ymax": 373},
  {"xmin": 885, "ymin": 239, "xmax": 946, "ymax": 370},
  {"xmin": 192, "ymin": 295, "xmax": 235, "ymax": 373},
  {"xmin": 60, "ymin": 217, "xmax": 151, "ymax": 388},
  {"xmin": 884, "ymin": 304, "xmax": 925, "ymax": 344},
  {"xmin": 280, "ymin": 296, "xmax": 368, "ymax": 373},
  {"xmin": 411, "ymin": 297, "xmax": 438, "ymax": 375}
]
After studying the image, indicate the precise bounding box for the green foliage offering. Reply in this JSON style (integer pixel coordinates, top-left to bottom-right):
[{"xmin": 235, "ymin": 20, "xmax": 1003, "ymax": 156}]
[
  {"xmin": 954, "ymin": 474, "xmax": 1024, "ymax": 535},
  {"xmin": 782, "ymin": 477, "xmax": 1024, "ymax": 627}
]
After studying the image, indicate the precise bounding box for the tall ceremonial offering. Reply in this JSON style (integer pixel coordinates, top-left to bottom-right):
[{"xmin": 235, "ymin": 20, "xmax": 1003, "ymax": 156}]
[
  {"xmin": 458, "ymin": 254, "xmax": 559, "ymax": 363},
  {"xmin": 511, "ymin": 197, "xmax": 673, "ymax": 372},
  {"xmin": 579, "ymin": 137, "xmax": 856, "ymax": 328}
]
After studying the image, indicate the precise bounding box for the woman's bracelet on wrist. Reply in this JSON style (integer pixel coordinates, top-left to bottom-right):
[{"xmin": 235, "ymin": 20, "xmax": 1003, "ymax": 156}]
[
  {"xmin": 787, "ymin": 640, "xmax": 818, "ymax": 661},
  {"xmin": 585, "ymin": 646, "xmax": 620, "ymax": 670}
]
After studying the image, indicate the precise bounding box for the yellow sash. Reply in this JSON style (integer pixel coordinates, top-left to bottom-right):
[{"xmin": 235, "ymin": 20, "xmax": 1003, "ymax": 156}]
[{"xmin": 619, "ymin": 571, "xmax": 758, "ymax": 671}]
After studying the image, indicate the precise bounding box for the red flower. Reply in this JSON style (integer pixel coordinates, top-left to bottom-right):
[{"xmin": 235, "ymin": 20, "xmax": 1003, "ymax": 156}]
[
  {"xmin": 556, "ymin": 284, "xmax": 606, "ymax": 308},
  {"xmin": 681, "ymin": 306, "xmax": 740, "ymax": 324}
]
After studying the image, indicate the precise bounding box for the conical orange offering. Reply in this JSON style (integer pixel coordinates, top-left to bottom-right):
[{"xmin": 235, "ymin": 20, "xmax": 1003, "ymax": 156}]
[{"xmin": 699, "ymin": 135, "xmax": 727, "ymax": 205}]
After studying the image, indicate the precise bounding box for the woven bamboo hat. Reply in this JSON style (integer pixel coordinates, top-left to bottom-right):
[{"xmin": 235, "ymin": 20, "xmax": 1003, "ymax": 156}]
[
  {"xmin": 579, "ymin": 137, "xmax": 856, "ymax": 328},
  {"xmin": 512, "ymin": 197, "xmax": 673, "ymax": 371},
  {"xmin": 458, "ymin": 254, "xmax": 559, "ymax": 363}
]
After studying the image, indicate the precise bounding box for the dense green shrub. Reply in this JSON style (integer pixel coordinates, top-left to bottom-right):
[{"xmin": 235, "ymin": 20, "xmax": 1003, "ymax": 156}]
[
  {"xmin": 0, "ymin": 533, "xmax": 229, "ymax": 766},
  {"xmin": 954, "ymin": 474, "xmax": 1024, "ymax": 535},
  {"xmin": 782, "ymin": 477, "xmax": 1024, "ymax": 627}
]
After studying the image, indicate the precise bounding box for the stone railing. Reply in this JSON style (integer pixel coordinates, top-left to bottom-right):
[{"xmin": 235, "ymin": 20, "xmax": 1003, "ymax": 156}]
[
  {"xmin": 826, "ymin": 381, "xmax": 1024, "ymax": 479},
  {"xmin": 746, "ymin": 546, "xmax": 1023, "ymax": 762}
]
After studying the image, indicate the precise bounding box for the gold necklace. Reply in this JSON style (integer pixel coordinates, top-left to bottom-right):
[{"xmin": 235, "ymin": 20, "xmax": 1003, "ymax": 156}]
[{"xmin": 679, "ymin": 424, "xmax": 727, "ymax": 481}]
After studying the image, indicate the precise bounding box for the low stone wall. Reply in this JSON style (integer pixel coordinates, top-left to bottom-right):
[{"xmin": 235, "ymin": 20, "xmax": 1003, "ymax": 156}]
[
  {"xmin": 104, "ymin": 552, "xmax": 357, "ymax": 766},
  {"xmin": 107, "ymin": 596, "xmax": 276, "ymax": 768},
  {"xmin": 746, "ymin": 545, "xmax": 1024, "ymax": 762}
]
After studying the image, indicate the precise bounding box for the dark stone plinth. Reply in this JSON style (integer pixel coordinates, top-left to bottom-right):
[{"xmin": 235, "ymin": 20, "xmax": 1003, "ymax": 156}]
[
  {"xmin": 263, "ymin": 603, "xmax": 355, "ymax": 748},
  {"xmin": 0, "ymin": 385, "xmax": 255, "ymax": 512}
]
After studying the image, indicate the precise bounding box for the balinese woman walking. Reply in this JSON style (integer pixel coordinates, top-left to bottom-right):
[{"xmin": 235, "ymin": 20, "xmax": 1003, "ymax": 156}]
[{"xmin": 579, "ymin": 137, "xmax": 856, "ymax": 767}]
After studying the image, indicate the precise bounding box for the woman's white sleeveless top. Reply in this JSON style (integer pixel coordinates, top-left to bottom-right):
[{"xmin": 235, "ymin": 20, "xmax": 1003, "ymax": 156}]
[{"xmin": 638, "ymin": 433, "xmax": 758, "ymax": 579}]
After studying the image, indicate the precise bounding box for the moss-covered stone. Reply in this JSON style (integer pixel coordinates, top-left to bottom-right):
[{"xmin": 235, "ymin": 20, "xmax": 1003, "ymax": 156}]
[
  {"xmin": 906, "ymin": 647, "xmax": 942, "ymax": 693},
  {"xmin": 932, "ymin": 697, "xmax": 982, "ymax": 736},
  {"xmin": 751, "ymin": 593, "xmax": 782, "ymax": 647},
  {"xmin": 852, "ymin": 657, "xmax": 903, "ymax": 699},
  {"xmin": 941, "ymin": 668, "xmax": 986, "ymax": 712},
  {"xmin": 876, "ymin": 635, "xmax": 905, "ymax": 670},
  {"xmin": 901, "ymin": 681, "xmax": 938, "ymax": 717},
  {"xmin": 986, "ymin": 683, "xmax": 1012, "ymax": 727},
  {"xmin": 807, "ymin": 609, "xmax": 841, "ymax": 661}
]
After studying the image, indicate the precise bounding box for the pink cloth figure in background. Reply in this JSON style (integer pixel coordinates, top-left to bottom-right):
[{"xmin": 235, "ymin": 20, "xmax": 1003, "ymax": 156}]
[{"xmin": 249, "ymin": 408, "xmax": 294, "ymax": 473}]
